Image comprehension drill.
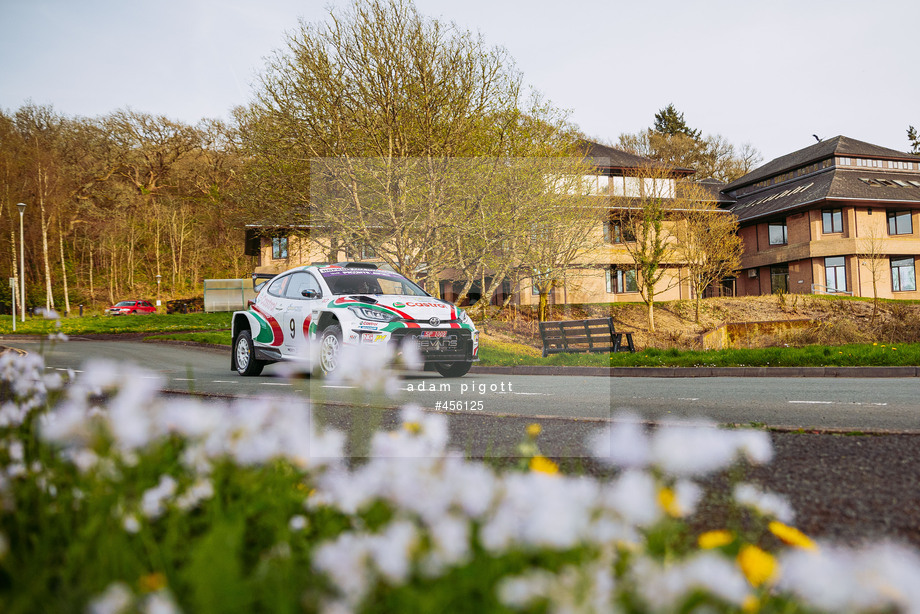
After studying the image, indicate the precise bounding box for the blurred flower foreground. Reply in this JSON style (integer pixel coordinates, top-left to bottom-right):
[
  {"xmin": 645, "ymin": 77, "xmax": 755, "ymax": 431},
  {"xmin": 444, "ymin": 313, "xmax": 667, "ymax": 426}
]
[{"xmin": 1, "ymin": 347, "xmax": 920, "ymax": 614}]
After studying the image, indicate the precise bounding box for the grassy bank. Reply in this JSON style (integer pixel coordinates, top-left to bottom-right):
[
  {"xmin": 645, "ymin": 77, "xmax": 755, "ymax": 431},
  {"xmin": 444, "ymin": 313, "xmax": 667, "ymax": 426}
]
[
  {"xmin": 0, "ymin": 312, "xmax": 231, "ymax": 335},
  {"xmin": 146, "ymin": 331, "xmax": 920, "ymax": 368}
]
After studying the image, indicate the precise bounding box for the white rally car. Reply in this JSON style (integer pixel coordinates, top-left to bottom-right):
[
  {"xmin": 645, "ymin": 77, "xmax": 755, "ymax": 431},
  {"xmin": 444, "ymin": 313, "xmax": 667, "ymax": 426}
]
[{"xmin": 231, "ymin": 263, "xmax": 479, "ymax": 378}]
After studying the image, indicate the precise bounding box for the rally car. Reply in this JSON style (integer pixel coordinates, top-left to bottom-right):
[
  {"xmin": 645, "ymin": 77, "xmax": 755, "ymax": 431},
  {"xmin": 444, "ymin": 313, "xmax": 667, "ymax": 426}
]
[{"xmin": 230, "ymin": 263, "xmax": 479, "ymax": 378}]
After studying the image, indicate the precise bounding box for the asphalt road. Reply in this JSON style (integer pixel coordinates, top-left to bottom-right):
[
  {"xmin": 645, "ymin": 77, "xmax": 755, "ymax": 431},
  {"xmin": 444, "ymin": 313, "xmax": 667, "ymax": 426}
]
[
  {"xmin": 6, "ymin": 338, "xmax": 920, "ymax": 547},
  {"xmin": 5, "ymin": 338, "xmax": 920, "ymax": 433}
]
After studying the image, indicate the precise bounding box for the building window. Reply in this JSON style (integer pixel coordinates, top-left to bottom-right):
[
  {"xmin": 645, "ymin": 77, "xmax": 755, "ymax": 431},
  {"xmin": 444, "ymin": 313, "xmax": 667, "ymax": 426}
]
[
  {"xmin": 345, "ymin": 240, "xmax": 376, "ymax": 260},
  {"xmin": 825, "ymin": 257, "xmax": 846, "ymax": 293},
  {"xmin": 891, "ymin": 257, "xmax": 916, "ymax": 292},
  {"xmin": 822, "ymin": 209, "xmax": 843, "ymax": 234},
  {"xmin": 271, "ymin": 236, "xmax": 288, "ymax": 259},
  {"xmin": 608, "ymin": 223, "xmax": 635, "ymax": 244},
  {"xmin": 770, "ymin": 264, "xmax": 788, "ymax": 294},
  {"xmin": 768, "ymin": 222, "xmax": 787, "ymax": 245},
  {"xmin": 887, "ymin": 211, "xmax": 913, "ymax": 235},
  {"xmin": 606, "ymin": 267, "xmax": 637, "ymax": 293}
]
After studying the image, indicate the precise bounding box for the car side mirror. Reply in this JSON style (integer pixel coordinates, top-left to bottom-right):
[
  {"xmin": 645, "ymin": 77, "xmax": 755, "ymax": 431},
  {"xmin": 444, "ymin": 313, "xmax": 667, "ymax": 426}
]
[{"xmin": 301, "ymin": 289, "xmax": 321, "ymax": 299}]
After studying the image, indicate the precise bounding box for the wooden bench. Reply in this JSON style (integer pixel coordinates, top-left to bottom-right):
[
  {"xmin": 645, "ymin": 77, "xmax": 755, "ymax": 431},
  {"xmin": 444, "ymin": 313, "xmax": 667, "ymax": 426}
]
[{"xmin": 538, "ymin": 317, "xmax": 636, "ymax": 358}]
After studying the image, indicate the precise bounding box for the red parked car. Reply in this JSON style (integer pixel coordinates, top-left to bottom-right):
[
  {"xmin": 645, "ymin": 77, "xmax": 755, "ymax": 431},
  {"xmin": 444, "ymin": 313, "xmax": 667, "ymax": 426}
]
[{"xmin": 105, "ymin": 300, "xmax": 156, "ymax": 315}]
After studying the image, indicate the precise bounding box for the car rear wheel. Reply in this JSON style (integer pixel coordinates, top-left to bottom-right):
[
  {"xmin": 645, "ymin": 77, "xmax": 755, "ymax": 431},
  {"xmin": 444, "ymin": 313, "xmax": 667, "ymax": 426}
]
[
  {"xmin": 434, "ymin": 361, "xmax": 472, "ymax": 378},
  {"xmin": 319, "ymin": 324, "xmax": 343, "ymax": 376},
  {"xmin": 234, "ymin": 330, "xmax": 265, "ymax": 376}
]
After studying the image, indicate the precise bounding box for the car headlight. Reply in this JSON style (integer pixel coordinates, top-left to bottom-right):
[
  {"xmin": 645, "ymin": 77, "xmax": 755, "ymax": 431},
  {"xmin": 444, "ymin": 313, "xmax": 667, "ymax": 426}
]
[{"xmin": 349, "ymin": 306, "xmax": 398, "ymax": 322}]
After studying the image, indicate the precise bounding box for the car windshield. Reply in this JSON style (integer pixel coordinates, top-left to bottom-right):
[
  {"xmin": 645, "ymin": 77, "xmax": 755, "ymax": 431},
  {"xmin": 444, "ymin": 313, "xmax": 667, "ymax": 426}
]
[
  {"xmin": 115, "ymin": 301, "xmax": 134, "ymax": 306},
  {"xmin": 320, "ymin": 270, "xmax": 428, "ymax": 296}
]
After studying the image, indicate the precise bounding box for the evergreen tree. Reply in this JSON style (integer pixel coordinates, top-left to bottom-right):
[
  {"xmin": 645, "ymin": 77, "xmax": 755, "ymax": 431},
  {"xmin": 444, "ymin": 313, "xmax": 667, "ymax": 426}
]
[{"xmin": 653, "ymin": 103, "xmax": 701, "ymax": 140}]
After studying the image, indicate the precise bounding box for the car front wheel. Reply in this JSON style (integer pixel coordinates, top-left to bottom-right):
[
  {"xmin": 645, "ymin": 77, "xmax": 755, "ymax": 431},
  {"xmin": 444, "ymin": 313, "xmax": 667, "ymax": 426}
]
[
  {"xmin": 434, "ymin": 361, "xmax": 472, "ymax": 378},
  {"xmin": 234, "ymin": 330, "xmax": 265, "ymax": 376},
  {"xmin": 319, "ymin": 324, "xmax": 343, "ymax": 376}
]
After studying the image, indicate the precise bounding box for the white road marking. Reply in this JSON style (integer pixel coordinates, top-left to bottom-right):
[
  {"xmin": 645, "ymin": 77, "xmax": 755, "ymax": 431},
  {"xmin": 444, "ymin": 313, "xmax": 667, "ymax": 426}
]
[
  {"xmin": 789, "ymin": 400, "xmax": 888, "ymax": 406},
  {"xmin": 173, "ymin": 378, "xmax": 194, "ymax": 381},
  {"xmin": 212, "ymin": 380, "xmax": 238, "ymax": 384},
  {"xmin": 322, "ymin": 385, "xmax": 355, "ymax": 389},
  {"xmin": 261, "ymin": 382, "xmax": 292, "ymax": 386},
  {"xmin": 677, "ymin": 397, "xmax": 700, "ymax": 401}
]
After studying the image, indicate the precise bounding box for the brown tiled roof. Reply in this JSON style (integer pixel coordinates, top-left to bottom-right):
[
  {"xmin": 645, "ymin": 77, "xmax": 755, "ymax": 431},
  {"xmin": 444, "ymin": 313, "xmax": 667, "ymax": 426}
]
[
  {"xmin": 693, "ymin": 178, "xmax": 735, "ymax": 204},
  {"xmin": 724, "ymin": 136, "xmax": 917, "ymax": 192},
  {"xmin": 828, "ymin": 170, "xmax": 920, "ymax": 202},
  {"xmin": 728, "ymin": 167, "xmax": 920, "ymax": 224},
  {"xmin": 579, "ymin": 140, "xmax": 695, "ymax": 175}
]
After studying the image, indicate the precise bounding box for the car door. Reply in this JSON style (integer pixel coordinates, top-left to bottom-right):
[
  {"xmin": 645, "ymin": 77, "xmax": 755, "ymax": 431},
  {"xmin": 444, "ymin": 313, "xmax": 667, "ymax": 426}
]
[{"xmin": 281, "ymin": 271, "xmax": 324, "ymax": 357}]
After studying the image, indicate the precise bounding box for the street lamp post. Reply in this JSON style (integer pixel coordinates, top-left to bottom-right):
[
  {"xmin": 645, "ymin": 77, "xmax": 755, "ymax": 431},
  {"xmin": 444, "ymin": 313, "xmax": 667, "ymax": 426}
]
[
  {"xmin": 17, "ymin": 203, "xmax": 25, "ymax": 322},
  {"xmin": 156, "ymin": 274, "xmax": 162, "ymax": 313}
]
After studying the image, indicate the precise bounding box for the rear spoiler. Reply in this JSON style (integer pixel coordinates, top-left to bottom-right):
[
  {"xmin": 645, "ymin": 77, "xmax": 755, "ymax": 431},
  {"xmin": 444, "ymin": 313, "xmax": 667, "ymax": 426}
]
[{"xmin": 252, "ymin": 273, "xmax": 277, "ymax": 293}]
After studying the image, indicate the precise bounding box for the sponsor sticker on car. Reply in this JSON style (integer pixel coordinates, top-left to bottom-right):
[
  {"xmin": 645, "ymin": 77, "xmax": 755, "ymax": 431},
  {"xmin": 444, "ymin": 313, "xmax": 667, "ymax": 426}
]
[{"xmin": 421, "ymin": 331, "xmax": 448, "ymax": 337}]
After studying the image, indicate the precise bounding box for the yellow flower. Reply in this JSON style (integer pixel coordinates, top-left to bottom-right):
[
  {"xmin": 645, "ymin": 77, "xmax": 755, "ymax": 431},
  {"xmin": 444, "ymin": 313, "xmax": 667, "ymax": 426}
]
[
  {"xmin": 139, "ymin": 572, "xmax": 167, "ymax": 593},
  {"xmin": 526, "ymin": 423, "xmax": 542, "ymax": 437},
  {"xmin": 742, "ymin": 594, "xmax": 760, "ymax": 612},
  {"xmin": 404, "ymin": 421, "xmax": 421, "ymax": 434},
  {"xmin": 769, "ymin": 521, "xmax": 817, "ymax": 550},
  {"xmin": 873, "ymin": 342, "xmax": 878, "ymax": 346},
  {"xmin": 737, "ymin": 545, "xmax": 778, "ymax": 587},
  {"xmin": 657, "ymin": 487, "xmax": 681, "ymax": 518},
  {"xmin": 530, "ymin": 455, "xmax": 559, "ymax": 475},
  {"xmin": 698, "ymin": 529, "xmax": 735, "ymax": 549}
]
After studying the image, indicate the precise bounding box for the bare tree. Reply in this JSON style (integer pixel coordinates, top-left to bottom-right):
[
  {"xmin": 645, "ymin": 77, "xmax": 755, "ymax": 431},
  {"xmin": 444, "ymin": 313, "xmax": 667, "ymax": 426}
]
[
  {"xmin": 858, "ymin": 220, "xmax": 888, "ymax": 319},
  {"xmin": 610, "ymin": 164, "xmax": 689, "ymax": 332},
  {"xmin": 244, "ymin": 0, "xmax": 580, "ymax": 296},
  {"xmin": 678, "ymin": 186, "xmax": 742, "ymax": 322},
  {"xmin": 618, "ymin": 121, "xmax": 761, "ymax": 183}
]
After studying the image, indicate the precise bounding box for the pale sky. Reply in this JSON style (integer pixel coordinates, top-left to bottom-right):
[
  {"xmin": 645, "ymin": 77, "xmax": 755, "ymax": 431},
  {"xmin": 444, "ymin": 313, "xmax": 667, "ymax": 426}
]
[{"xmin": 2, "ymin": 0, "xmax": 917, "ymax": 164}]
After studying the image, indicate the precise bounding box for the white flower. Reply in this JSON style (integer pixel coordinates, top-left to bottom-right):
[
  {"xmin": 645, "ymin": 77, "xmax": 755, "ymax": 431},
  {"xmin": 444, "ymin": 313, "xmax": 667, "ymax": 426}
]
[
  {"xmin": 650, "ymin": 420, "xmax": 773, "ymax": 477},
  {"xmin": 313, "ymin": 533, "xmax": 373, "ymax": 606},
  {"xmin": 398, "ymin": 338, "xmax": 424, "ymax": 371},
  {"xmin": 38, "ymin": 308, "xmax": 60, "ymax": 320},
  {"xmin": 366, "ymin": 521, "xmax": 418, "ymax": 583},
  {"xmin": 497, "ymin": 570, "xmax": 552, "ymax": 608},
  {"xmin": 634, "ymin": 551, "xmax": 750, "ymax": 611},
  {"xmin": 422, "ymin": 514, "xmax": 470, "ymax": 575},
  {"xmin": 672, "ymin": 479, "xmax": 703, "ymax": 517},
  {"xmin": 779, "ymin": 541, "xmax": 920, "ymax": 613},
  {"xmin": 289, "ymin": 515, "xmax": 308, "ymax": 531},
  {"xmin": 589, "ymin": 414, "xmax": 650, "ymax": 467},
  {"xmin": 602, "ymin": 469, "xmax": 661, "ymax": 527},
  {"xmin": 140, "ymin": 589, "xmax": 183, "ymax": 614},
  {"xmin": 175, "ymin": 479, "xmax": 214, "ymax": 512},
  {"xmin": 88, "ymin": 582, "xmax": 134, "ymax": 614},
  {"xmin": 141, "ymin": 475, "xmax": 177, "ymax": 519},
  {"xmin": 122, "ymin": 514, "xmax": 141, "ymax": 534},
  {"xmin": 733, "ymin": 483, "xmax": 794, "ymax": 523},
  {"xmin": 8, "ymin": 440, "xmax": 24, "ymax": 463},
  {"xmin": 43, "ymin": 370, "xmax": 65, "ymax": 389}
]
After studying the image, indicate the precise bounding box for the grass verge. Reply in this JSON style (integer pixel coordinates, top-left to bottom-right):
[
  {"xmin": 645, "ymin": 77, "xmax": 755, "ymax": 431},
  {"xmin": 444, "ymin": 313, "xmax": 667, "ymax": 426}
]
[
  {"xmin": 0, "ymin": 312, "xmax": 231, "ymax": 336},
  {"xmin": 145, "ymin": 331, "xmax": 920, "ymax": 368}
]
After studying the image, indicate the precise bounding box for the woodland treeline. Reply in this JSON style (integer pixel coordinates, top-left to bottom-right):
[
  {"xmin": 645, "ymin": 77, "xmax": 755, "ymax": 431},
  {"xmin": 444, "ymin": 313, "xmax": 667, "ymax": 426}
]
[{"xmin": 0, "ymin": 104, "xmax": 251, "ymax": 313}]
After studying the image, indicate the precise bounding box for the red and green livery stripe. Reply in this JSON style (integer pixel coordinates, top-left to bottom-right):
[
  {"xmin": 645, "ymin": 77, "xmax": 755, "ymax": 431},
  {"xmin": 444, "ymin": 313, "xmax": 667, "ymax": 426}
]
[{"xmin": 250, "ymin": 305, "xmax": 284, "ymax": 346}]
